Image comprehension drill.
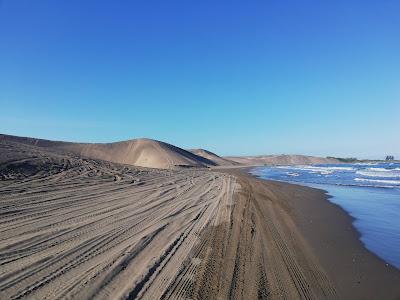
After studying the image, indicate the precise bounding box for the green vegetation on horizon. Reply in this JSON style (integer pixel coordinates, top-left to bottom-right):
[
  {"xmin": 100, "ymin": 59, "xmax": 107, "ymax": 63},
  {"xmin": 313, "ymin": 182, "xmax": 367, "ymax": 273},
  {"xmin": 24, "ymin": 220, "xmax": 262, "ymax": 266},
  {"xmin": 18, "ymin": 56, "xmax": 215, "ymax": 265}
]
[{"xmin": 327, "ymin": 157, "xmax": 358, "ymax": 163}]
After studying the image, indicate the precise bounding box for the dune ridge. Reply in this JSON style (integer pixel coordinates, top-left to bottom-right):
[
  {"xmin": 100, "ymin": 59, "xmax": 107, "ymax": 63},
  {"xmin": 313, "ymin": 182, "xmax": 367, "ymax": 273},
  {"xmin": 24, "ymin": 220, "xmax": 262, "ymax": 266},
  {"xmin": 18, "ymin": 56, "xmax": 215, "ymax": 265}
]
[
  {"xmin": 0, "ymin": 134, "xmax": 215, "ymax": 169},
  {"xmin": 189, "ymin": 148, "xmax": 238, "ymax": 166},
  {"xmin": 0, "ymin": 134, "xmax": 342, "ymax": 170}
]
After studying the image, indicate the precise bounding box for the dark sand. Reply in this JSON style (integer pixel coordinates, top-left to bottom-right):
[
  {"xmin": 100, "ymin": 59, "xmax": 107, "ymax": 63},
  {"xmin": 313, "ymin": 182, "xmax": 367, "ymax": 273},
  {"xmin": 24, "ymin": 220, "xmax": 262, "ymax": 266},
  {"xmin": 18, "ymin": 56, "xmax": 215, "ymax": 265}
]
[{"xmin": 223, "ymin": 168, "xmax": 400, "ymax": 299}]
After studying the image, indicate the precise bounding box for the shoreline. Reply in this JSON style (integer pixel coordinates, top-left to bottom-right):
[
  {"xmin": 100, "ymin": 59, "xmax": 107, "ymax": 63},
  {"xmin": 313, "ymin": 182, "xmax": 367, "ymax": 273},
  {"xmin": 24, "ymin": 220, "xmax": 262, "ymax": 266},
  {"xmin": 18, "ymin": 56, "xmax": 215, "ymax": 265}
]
[
  {"xmin": 226, "ymin": 167, "xmax": 400, "ymax": 298},
  {"xmin": 248, "ymin": 170, "xmax": 399, "ymax": 266},
  {"xmin": 248, "ymin": 166, "xmax": 400, "ymax": 270}
]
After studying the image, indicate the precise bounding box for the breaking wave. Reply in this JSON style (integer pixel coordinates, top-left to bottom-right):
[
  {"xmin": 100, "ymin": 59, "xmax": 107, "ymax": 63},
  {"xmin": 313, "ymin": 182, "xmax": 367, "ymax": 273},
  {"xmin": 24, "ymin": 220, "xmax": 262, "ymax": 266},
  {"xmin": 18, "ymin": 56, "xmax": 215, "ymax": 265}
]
[
  {"xmin": 277, "ymin": 165, "xmax": 354, "ymax": 175},
  {"xmin": 356, "ymin": 168, "xmax": 400, "ymax": 178},
  {"xmin": 354, "ymin": 178, "xmax": 400, "ymax": 186},
  {"xmin": 253, "ymin": 162, "xmax": 400, "ymax": 189}
]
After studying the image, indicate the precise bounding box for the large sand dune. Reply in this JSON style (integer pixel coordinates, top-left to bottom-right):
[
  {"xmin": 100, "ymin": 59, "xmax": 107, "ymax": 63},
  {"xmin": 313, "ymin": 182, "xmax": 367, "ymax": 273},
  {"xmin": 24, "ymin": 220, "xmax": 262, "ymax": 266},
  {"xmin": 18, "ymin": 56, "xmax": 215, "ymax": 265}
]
[
  {"xmin": 0, "ymin": 134, "xmax": 215, "ymax": 169},
  {"xmin": 0, "ymin": 134, "xmax": 340, "ymax": 169}
]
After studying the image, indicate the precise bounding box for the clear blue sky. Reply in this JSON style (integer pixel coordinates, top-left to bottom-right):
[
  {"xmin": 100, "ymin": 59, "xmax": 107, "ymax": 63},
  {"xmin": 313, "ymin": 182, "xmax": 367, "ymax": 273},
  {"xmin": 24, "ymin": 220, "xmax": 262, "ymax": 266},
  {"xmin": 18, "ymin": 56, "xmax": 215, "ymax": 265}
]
[{"xmin": 1, "ymin": 1, "xmax": 399, "ymax": 158}]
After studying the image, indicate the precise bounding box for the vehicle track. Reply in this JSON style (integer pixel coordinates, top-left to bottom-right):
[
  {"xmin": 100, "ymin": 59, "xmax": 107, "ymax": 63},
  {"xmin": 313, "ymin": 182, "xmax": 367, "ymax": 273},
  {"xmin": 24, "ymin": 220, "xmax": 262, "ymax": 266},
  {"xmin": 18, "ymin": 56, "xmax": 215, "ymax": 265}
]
[
  {"xmin": 0, "ymin": 155, "xmax": 237, "ymax": 299},
  {"xmin": 1, "ymin": 140, "xmax": 342, "ymax": 299}
]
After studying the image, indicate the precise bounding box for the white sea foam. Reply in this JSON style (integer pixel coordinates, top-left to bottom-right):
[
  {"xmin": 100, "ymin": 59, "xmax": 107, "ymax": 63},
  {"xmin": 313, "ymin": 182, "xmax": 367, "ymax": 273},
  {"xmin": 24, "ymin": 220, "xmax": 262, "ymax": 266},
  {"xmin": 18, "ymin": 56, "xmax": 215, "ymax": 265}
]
[
  {"xmin": 277, "ymin": 165, "xmax": 353, "ymax": 175},
  {"xmin": 310, "ymin": 170, "xmax": 333, "ymax": 175},
  {"xmin": 286, "ymin": 172, "xmax": 299, "ymax": 177},
  {"xmin": 307, "ymin": 166, "xmax": 354, "ymax": 171},
  {"xmin": 354, "ymin": 178, "xmax": 400, "ymax": 185},
  {"xmin": 356, "ymin": 169, "xmax": 400, "ymax": 178},
  {"xmin": 255, "ymin": 163, "xmax": 400, "ymax": 190},
  {"xmin": 336, "ymin": 183, "xmax": 397, "ymax": 189},
  {"xmin": 366, "ymin": 167, "xmax": 400, "ymax": 172}
]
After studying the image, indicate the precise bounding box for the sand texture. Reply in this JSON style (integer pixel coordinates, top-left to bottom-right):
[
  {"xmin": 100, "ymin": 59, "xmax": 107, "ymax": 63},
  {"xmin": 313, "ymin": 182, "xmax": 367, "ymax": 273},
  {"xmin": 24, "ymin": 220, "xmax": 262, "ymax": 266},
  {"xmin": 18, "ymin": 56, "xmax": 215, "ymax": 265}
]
[
  {"xmin": 1, "ymin": 136, "xmax": 399, "ymax": 299},
  {"xmin": 222, "ymin": 169, "xmax": 400, "ymax": 299},
  {"xmin": 0, "ymin": 140, "xmax": 238, "ymax": 299}
]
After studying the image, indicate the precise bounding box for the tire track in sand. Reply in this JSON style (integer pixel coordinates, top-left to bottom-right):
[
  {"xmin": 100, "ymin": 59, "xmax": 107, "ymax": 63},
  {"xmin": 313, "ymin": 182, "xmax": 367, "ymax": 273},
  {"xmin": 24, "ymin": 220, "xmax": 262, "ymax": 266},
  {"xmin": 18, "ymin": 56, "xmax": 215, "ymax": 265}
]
[{"xmin": 0, "ymin": 159, "xmax": 236, "ymax": 300}]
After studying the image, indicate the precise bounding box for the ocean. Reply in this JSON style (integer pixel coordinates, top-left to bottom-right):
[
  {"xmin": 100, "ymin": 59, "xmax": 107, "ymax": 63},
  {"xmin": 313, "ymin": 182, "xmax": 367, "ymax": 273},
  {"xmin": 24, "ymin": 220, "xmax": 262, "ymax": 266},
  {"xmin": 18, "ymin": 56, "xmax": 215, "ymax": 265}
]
[{"xmin": 250, "ymin": 162, "xmax": 400, "ymax": 269}]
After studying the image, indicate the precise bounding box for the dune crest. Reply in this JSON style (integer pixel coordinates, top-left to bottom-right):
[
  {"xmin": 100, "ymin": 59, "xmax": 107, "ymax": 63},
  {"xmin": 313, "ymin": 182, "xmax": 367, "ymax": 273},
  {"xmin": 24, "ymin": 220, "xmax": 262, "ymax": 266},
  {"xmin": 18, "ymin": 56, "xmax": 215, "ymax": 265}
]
[
  {"xmin": 189, "ymin": 148, "xmax": 238, "ymax": 166},
  {"xmin": 62, "ymin": 139, "xmax": 216, "ymax": 169},
  {"xmin": 0, "ymin": 134, "xmax": 214, "ymax": 169},
  {"xmin": 0, "ymin": 134, "xmax": 340, "ymax": 169}
]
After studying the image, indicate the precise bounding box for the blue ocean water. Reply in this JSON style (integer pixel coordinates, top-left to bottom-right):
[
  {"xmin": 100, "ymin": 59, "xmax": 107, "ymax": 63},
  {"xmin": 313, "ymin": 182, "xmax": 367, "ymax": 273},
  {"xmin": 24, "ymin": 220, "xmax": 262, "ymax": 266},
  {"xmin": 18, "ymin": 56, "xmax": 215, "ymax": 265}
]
[{"xmin": 250, "ymin": 162, "xmax": 400, "ymax": 269}]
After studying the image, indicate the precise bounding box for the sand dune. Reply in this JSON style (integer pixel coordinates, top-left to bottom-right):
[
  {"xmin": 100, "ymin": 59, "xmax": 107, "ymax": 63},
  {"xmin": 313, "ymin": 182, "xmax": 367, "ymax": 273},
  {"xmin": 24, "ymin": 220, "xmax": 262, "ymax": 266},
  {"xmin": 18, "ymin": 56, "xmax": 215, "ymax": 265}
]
[
  {"xmin": 189, "ymin": 148, "xmax": 238, "ymax": 166},
  {"xmin": 226, "ymin": 154, "xmax": 341, "ymax": 166},
  {"xmin": 59, "ymin": 139, "xmax": 216, "ymax": 169},
  {"xmin": 0, "ymin": 134, "xmax": 215, "ymax": 169},
  {"xmin": 0, "ymin": 134, "xmax": 341, "ymax": 169}
]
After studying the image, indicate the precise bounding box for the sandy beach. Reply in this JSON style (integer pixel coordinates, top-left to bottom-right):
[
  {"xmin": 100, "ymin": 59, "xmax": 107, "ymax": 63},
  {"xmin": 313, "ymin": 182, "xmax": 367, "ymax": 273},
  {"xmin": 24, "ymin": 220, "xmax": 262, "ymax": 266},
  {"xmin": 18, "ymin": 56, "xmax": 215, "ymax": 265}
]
[
  {"xmin": 3, "ymin": 1, "xmax": 399, "ymax": 298},
  {"xmin": 1, "ymin": 170, "xmax": 235, "ymax": 298},
  {"xmin": 224, "ymin": 169, "xmax": 400, "ymax": 299},
  {"xmin": 1, "ymin": 138, "xmax": 400, "ymax": 299}
]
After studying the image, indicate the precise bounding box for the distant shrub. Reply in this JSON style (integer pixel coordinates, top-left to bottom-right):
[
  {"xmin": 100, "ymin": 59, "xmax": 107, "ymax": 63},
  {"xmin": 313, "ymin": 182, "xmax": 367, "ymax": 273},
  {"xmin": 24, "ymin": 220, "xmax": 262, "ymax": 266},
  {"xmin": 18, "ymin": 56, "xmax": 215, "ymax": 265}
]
[{"xmin": 327, "ymin": 157, "xmax": 358, "ymax": 163}]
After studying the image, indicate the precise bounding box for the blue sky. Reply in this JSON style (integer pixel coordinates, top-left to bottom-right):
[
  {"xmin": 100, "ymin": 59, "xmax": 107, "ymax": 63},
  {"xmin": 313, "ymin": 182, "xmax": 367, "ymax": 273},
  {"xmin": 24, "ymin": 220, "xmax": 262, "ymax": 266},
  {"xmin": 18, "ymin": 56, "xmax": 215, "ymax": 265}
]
[{"xmin": 1, "ymin": 1, "xmax": 399, "ymax": 158}]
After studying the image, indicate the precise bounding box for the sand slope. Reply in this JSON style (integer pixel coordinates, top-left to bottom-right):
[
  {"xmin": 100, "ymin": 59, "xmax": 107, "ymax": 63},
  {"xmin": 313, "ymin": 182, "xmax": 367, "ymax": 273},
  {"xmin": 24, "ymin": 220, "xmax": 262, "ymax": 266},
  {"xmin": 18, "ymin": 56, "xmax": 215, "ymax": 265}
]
[
  {"xmin": 226, "ymin": 154, "xmax": 341, "ymax": 166},
  {"xmin": 0, "ymin": 134, "xmax": 215, "ymax": 169},
  {"xmin": 189, "ymin": 148, "xmax": 238, "ymax": 166}
]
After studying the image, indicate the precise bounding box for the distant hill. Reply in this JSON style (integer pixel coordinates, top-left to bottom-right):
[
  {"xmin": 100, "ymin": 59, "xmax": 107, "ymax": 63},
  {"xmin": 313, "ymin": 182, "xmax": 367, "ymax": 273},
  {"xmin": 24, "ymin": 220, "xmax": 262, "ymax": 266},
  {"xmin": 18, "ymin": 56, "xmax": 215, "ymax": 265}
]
[
  {"xmin": 0, "ymin": 134, "xmax": 344, "ymax": 169},
  {"xmin": 188, "ymin": 149, "xmax": 239, "ymax": 166},
  {"xmin": 225, "ymin": 154, "xmax": 341, "ymax": 166},
  {"xmin": 0, "ymin": 134, "xmax": 215, "ymax": 169}
]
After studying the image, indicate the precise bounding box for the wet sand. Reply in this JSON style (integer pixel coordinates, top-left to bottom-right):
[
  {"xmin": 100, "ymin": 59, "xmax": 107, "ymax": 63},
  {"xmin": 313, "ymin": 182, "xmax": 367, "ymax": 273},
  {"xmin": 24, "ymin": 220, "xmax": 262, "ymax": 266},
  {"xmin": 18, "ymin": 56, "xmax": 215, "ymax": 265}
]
[{"xmin": 224, "ymin": 168, "xmax": 400, "ymax": 299}]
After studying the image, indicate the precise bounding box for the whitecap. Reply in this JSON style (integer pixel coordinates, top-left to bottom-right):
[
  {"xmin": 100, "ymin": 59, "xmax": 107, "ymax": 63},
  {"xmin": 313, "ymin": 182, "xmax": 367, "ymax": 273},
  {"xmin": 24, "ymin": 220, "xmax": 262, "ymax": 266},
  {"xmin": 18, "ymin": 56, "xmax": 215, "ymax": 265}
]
[
  {"xmin": 286, "ymin": 172, "xmax": 299, "ymax": 177},
  {"xmin": 356, "ymin": 170, "xmax": 400, "ymax": 178},
  {"xmin": 278, "ymin": 166, "xmax": 353, "ymax": 172},
  {"xmin": 354, "ymin": 178, "xmax": 400, "ymax": 185}
]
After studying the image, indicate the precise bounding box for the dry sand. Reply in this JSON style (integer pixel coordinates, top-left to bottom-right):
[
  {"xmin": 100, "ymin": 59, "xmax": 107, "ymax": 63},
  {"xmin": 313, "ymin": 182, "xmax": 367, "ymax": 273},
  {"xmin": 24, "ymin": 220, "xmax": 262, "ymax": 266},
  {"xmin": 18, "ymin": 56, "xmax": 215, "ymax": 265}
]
[
  {"xmin": 0, "ymin": 134, "xmax": 217, "ymax": 169},
  {"xmin": 0, "ymin": 134, "xmax": 340, "ymax": 169},
  {"xmin": 0, "ymin": 141, "xmax": 237, "ymax": 299},
  {"xmin": 189, "ymin": 149, "xmax": 239, "ymax": 166},
  {"xmin": 1, "ymin": 138, "xmax": 399, "ymax": 299}
]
